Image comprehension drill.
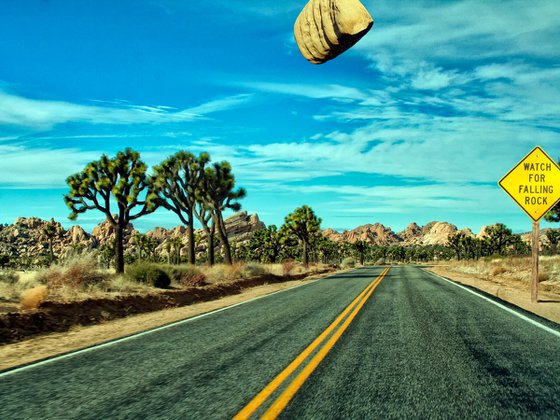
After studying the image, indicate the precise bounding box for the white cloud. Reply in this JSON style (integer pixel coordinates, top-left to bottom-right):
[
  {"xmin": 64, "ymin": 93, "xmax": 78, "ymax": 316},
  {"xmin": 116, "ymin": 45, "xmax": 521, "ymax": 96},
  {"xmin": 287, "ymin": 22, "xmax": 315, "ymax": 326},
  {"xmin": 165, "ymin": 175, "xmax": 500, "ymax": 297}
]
[
  {"xmin": 0, "ymin": 145, "xmax": 101, "ymax": 187},
  {"xmin": 0, "ymin": 90, "xmax": 254, "ymax": 130},
  {"xmin": 237, "ymin": 81, "xmax": 368, "ymax": 102}
]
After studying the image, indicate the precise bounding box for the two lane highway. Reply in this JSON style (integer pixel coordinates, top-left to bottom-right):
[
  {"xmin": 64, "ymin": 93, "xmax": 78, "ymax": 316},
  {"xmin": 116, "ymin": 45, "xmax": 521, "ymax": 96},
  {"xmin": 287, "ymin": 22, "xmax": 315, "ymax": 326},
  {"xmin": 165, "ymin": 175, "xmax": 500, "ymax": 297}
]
[{"xmin": 1, "ymin": 266, "xmax": 559, "ymax": 419}]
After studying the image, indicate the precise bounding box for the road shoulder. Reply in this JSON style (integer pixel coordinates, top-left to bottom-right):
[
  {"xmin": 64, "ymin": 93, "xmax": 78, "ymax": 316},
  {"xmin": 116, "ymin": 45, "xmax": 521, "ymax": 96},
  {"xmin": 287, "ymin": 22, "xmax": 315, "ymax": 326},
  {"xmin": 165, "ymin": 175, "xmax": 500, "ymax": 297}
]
[
  {"xmin": 425, "ymin": 266, "xmax": 560, "ymax": 325},
  {"xmin": 0, "ymin": 274, "xmax": 331, "ymax": 372}
]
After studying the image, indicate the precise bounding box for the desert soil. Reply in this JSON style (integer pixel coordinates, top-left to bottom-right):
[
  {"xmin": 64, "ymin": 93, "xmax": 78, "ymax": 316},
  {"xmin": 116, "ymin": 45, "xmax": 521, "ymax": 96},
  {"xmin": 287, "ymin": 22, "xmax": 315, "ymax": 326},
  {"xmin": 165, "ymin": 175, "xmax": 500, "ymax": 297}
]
[
  {"xmin": 0, "ymin": 277, "xmax": 323, "ymax": 372},
  {"xmin": 426, "ymin": 266, "xmax": 560, "ymax": 324}
]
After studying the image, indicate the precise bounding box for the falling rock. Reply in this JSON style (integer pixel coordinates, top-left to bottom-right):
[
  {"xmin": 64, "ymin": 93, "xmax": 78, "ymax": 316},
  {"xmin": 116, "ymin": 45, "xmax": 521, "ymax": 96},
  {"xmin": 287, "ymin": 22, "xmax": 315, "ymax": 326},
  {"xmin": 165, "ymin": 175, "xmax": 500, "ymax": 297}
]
[{"xmin": 294, "ymin": 0, "xmax": 373, "ymax": 64}]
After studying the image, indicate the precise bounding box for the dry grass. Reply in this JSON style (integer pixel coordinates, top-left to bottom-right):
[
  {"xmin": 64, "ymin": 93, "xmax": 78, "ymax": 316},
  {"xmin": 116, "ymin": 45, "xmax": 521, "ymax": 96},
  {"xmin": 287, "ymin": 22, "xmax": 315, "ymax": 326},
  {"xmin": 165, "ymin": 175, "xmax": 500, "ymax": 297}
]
[
  {"xmin": 1, "ymin": 258, "xmax": 332, "ymax": 308},
  {"xmin": 448, "ymin": 255, "xmax": 560, "ymax": 287},
  {"xmin": 37, "ymin": 255, "xmax": 109, "ymax": 290},
  {"xmin": 491, "ymin": 266, "xmax": 508, "ymax": 276},
  {"xmin": 0, "ymin": 271, "xmax": 42, "ymax": 302},
  {"xmin": 20, "ymin": 285, "xmax": 48, "ymax": 310}
]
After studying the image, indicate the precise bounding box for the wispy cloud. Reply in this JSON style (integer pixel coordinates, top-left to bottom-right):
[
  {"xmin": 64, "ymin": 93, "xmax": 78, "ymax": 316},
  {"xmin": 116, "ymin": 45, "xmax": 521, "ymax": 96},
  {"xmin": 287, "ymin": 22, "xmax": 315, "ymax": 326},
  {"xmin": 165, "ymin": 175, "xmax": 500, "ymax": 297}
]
[
  {"xmin": 0, "ymin": 145, "xmax": 101, "ymax": 188},
  {"xmin": 237, "ymin": 81, "xmax": 368, "ymax": 102},
  {"xmin": 0, "ymin": 90, "xmax": 253, "ymax": 130}
]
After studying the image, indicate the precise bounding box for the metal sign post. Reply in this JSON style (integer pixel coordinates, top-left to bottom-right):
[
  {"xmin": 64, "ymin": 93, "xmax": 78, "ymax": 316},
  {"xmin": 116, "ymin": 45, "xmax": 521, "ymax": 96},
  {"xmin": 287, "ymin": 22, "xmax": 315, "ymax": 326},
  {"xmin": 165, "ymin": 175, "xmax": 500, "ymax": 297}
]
[{"xmin": 499, "ymin": 146, "xmax": 560, "ymax": 303}]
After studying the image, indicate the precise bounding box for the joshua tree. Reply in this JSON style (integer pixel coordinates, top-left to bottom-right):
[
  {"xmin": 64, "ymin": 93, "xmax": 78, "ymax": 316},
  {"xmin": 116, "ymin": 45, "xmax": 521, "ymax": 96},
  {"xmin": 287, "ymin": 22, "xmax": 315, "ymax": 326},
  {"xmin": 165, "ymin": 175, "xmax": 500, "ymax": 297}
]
[
  {"xmin": 152, "ymin": 152, "xmax": 209, "ymax": 265},
  {"xmin": 170, "ymin": 236, "xmax": 183, "ymax": 265},
  {"xmin": 133, "ymin": 233, "xmax": 159, "ymax": 261},
  {"xmin": 64, "ymin": 148, "xmax": 158, "ymax": 273},
  {"xmin": 484, "ymin": 223, "xmax": 516, "ymax": 256},
  {"xmin": 246, "ymin": 225, "xmax": 281, "ymax": 263},
  {"xmin": 545, "ymin": 229, "xmax": 560, "ymax": 255},
  {"xmin": 99, "ymin": 242, "xmax": 115, "ymax": 269},
  {"xmin": 282, "ymin": 205, "xmax": 321, "ymax": 267},
  {"xmin": 164, "ymin": 240, "xmax": 173, "ymax": 265},
  {"xmin": 199, "ymin": 162, "xmax": 246, "ymax": 265},
  {"xmin": 0, "ymin": 254, "xmax": 9, "ymax": 269},
  {"xmin": 546, "ymin": 203, "xmax": 560, "ymax": 223},
  {"xmin": 41, "ymin": 219, "xmax": 58, "ymax": 263},
  {"xmin": 353, "ymin": 240, "xmax": 368, "ymax": 265}
]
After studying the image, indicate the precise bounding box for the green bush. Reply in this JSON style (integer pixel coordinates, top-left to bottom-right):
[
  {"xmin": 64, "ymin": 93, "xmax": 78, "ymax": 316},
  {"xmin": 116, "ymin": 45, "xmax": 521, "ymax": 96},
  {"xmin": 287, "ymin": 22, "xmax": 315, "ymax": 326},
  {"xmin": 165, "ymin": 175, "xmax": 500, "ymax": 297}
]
[
  {"xmin": 165, "ymin": 265, "xmax": 207, "ymax": 287},
  {"xmin": 126, "ymin": 262, "xmax": 171, "ymax": 289},
  {"xmin": 0, "ymin": 271, "xmax": 19, "ymax": 284},
  {"xmin": 341, "ymin": 257, "xmax": 355, "ymax": 268}
]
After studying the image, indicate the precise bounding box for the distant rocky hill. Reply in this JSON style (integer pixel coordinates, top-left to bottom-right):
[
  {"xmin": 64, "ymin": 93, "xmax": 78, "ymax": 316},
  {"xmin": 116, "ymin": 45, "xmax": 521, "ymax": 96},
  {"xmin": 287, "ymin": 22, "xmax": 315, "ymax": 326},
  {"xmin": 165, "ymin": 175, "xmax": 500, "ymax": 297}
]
[
  {"xmin": 323, "ymin": 221, "xmax": 471, "ymax": 247},
  {"xmin": 0, "ymin": 213, "xmax": 553, "ymax": 263},
  {"xmin": 0, "ymin": 212, "xmax": 265, "ymax": 261}
]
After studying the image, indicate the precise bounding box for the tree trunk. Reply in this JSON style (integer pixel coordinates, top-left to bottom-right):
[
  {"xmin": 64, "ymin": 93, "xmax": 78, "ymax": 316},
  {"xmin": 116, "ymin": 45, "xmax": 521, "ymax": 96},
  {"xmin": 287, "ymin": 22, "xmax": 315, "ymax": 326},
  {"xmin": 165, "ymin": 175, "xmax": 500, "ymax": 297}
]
[
  {"xmin": 208, "ymin": 223, "xmax": 215, "ymax": 266},
  {"xmin": 48, "ymin": 239, "xmax": 54, "ymax": 263},
  {"xmin": 187, "ymin": 209, "xmax": 195, "ymax": 265},
  {"xmin": 303, "ymin": 240, "xmax": 309, "ymax": 268},
  {"xmin": 115, "ymin": 226, "xmax": 125, "ymax": 274},
  {"xmin": 360, "ymin": 251, "xmax": 364, "ymax": 266},
  {"xmin": 216, "ymin": 215, "xmax": 232, "ymax": 265}
]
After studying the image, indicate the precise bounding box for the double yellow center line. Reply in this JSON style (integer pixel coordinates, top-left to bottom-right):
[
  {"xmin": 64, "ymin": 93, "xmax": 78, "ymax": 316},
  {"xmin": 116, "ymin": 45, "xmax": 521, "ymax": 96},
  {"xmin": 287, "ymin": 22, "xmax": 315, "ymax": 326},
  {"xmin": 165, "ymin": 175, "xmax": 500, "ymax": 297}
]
[{"xmin": 233, "ymin": 267, "xmax": 391, "ymax": 420}]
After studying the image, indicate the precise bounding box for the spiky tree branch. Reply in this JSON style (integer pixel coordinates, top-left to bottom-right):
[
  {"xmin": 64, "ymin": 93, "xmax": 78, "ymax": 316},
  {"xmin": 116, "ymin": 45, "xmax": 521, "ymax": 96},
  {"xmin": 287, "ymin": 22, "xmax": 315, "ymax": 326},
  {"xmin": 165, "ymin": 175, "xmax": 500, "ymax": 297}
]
[{"xmin": 64, "ymin": 148, "xmax": 158, "ymax": 273}]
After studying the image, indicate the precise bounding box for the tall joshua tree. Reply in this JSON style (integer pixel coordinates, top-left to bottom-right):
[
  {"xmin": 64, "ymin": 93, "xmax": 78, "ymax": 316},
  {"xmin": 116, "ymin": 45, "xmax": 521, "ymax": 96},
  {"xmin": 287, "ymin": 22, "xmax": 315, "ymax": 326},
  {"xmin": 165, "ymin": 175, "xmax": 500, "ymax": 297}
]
[
  {"xmin": 41, "ymin": 218, "xmax": 58, "ymax": 263},
  {"xmin": 353, "ymin": 240, "xmax": 368, "ymax": 265},
  {"xmin": 200, "ymin": 162, "xmax": 246, "ymax": 265},
  {"xmin": 152, "ymin": 152, "xmax": 209, "ymax": 264},
  {"xmin": 283, "ymin": 205, "xmax": 321, "ymax": 267},
  {"xmin": 64, "ymin": 148, "xmax": 158, "ymax": 273}
]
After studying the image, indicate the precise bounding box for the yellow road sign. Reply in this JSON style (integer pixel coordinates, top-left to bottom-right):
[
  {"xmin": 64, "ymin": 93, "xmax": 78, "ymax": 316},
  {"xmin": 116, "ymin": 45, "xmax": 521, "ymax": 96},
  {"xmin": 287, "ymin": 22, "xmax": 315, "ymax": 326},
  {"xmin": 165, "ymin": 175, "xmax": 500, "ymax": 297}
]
[{"xmin": 499, "ymin": 146, "xmax": 560, "ymax": 221}]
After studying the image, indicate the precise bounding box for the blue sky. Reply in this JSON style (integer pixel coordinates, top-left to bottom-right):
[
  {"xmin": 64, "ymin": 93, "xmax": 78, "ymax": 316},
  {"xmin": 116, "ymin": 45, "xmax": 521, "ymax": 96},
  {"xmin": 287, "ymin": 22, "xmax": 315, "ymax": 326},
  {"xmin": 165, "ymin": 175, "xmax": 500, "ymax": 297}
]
[{"xmin": 0, "ymin": 0, "xmax": 559, "ymax": 234}]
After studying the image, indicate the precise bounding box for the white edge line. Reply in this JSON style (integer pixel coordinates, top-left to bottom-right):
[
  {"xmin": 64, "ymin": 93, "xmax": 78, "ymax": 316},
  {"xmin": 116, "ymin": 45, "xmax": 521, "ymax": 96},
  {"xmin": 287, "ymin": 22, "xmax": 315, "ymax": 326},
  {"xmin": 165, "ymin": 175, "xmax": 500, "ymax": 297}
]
[
  {"xmin": 423, "ymin": 269, "xmax": 560, "ymax": 338},
  {"xmin": 1, "ymin": 276, "xmax": 329, "ymax": 378}
]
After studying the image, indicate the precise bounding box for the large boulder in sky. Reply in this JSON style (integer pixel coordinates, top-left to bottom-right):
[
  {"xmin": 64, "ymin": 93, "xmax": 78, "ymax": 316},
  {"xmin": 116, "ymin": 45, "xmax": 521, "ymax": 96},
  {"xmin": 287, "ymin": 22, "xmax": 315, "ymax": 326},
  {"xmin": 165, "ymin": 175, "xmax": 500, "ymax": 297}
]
[{"xmin": 294, "ymin": 0, "xmax": 373, "ymax": 64}]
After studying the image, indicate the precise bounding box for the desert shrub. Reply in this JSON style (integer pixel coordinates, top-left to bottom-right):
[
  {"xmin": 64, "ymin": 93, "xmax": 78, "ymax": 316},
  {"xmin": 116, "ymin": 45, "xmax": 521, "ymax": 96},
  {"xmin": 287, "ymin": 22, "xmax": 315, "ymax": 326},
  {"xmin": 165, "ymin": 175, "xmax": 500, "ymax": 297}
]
[
  {"xmin": 227, "ymin": 262, "xmax": 244, "ymax": 280},
  {"xmin": 538, "ymin": 272, "xmax": 549, "ymax": 282},
  {"xmin": 282, "ymin": 260, "xmax": 296, "ymax": 276},
  {"xmin": 36, "ymin": 255, "xmax": 108, "ymax": 289},
  {"xmin": 241, "ymin": 263, "xmax": 268, "ymax": 278},
  {"xmin": 126, "ymin": 262, "xmax": 171, "ymax": 289},
  {"xmin": 341, "ymin": 257, "xmax": 355, "ymax": 268},
  {"xmin": 0, "ymin": 271, "xmax": 19, "ymax": 284},
  {"xmin": 491, "ymin": 266, "xmax": 508, "ymax": 276},
  {"xmin": 20, "ymin": 285, "xmax": 48, "ymax": 310},
  {"xmin": 166, "ymin": 265, "xmax": 208, "ymax": 287},
  {"xmin": 202, "ymin": 264, "xmax": 245, "ymax": 284}
]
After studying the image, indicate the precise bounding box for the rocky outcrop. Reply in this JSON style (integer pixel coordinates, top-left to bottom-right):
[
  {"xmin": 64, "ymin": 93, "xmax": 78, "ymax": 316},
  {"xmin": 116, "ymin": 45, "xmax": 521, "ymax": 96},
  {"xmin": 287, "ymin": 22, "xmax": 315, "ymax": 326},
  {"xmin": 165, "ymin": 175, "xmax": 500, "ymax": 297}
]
[
  {"xmin": 0, "ymin": 212, "xmax": 265, "ymax": 261},
  {"xmin": 294, "ymin": 0, "xmax": 373, "ymax": 64},
  {"xmin": 421, "ymin": 222, "xmax": 458, "ymax": 246},
  {"xmin": 323, "ymin": 221, "xmax": 469, "ymax": 246},
  {"xmin": 222, "ymin": 212, "xmax": 265, "ymax": 243},
  {"xmin": 398, "ymin": 223, "xmax": 424, "ymax": 244}
]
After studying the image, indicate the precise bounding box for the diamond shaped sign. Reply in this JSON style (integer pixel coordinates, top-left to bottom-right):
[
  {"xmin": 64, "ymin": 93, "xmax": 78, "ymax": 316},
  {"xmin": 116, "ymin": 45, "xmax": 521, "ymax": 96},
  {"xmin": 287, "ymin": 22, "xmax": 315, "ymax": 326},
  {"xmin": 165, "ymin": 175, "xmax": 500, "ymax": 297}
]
[{"xmin": 499, "ymin": 146, "xmax": 560, "ymax": 221}]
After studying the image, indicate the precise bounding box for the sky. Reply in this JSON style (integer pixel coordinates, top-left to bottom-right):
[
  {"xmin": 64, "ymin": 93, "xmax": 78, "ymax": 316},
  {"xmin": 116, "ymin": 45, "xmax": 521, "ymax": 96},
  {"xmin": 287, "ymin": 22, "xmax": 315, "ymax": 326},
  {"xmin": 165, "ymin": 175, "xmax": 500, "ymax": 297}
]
[{"xmin": 0, "ymin": 0, "xmax": 559, "ymax": 234}]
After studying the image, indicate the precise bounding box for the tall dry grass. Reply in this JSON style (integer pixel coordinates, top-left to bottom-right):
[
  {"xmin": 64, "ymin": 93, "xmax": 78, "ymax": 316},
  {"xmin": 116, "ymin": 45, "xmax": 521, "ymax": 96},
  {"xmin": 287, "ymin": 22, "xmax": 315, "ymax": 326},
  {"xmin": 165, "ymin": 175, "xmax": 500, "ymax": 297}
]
[
  {"xmin": 448, "ymin": 255, "xmax": 560, "ymax": 285},
  {"xmin": 1, "ymin": 257, "xmax": 333, "ymax": 307}
]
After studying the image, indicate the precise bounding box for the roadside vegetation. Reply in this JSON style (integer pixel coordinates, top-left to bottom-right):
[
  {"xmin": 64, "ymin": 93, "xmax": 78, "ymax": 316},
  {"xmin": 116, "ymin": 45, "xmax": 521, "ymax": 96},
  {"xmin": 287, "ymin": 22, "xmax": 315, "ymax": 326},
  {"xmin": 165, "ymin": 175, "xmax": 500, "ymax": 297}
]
[
  {"xmin": 2, "ymin": 150, "xmax": 559, "ymax": 313},
  {"xmin": 0, "ymin": 255, "xmax": 331, "ymax": 311}
]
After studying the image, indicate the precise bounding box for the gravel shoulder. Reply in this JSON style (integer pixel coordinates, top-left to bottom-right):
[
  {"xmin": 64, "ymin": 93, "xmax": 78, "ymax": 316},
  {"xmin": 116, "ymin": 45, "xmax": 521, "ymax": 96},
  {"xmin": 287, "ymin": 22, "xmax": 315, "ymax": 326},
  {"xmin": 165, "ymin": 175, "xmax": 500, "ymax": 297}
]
[{"xmin": 425, "ymin": 265, "xmax": 560, "ymax": 324}]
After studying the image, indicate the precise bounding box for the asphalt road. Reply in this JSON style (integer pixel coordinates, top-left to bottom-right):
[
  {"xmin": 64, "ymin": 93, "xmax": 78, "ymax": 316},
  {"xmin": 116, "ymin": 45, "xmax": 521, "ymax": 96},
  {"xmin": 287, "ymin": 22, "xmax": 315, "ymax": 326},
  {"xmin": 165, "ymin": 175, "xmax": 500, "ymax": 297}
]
[{"xmin": 1, "ymin": 266, "xmax": 559, "ymax": 419}]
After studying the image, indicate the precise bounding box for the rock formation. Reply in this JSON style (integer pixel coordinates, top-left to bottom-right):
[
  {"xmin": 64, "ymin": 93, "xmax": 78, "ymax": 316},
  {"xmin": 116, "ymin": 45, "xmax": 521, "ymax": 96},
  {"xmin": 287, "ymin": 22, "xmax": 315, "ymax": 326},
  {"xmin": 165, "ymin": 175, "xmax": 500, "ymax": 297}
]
[
  {"xmin": 0, "ymin": 211, "xmax": 267, "ymax": 263},
  {"xmin": 421, "ymin": 222, "xmax": 458, "ymax": 246},
  {"xmin": 322, "ymin": 221, "xmax": 470, "ymax": 246},
  {"xmin": 294, "ymin": 0, "xmax": 373, "ymax": 64}
]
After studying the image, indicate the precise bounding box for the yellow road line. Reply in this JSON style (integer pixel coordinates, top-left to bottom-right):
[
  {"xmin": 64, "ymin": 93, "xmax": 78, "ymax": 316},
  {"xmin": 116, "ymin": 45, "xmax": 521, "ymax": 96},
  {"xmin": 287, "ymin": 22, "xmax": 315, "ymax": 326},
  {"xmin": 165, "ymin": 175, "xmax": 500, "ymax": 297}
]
[
  {"xmin": 233, "ymin": 267, "xmax": 390, "ymax": 420},
  {"xmin": 261, "ymin": 267, "xmax": 390, "ymax": 419}
]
